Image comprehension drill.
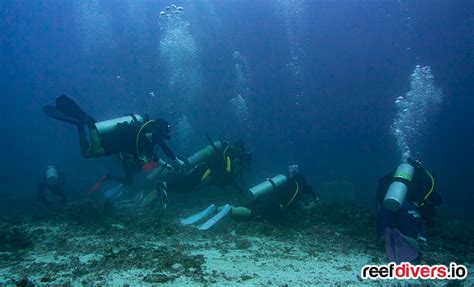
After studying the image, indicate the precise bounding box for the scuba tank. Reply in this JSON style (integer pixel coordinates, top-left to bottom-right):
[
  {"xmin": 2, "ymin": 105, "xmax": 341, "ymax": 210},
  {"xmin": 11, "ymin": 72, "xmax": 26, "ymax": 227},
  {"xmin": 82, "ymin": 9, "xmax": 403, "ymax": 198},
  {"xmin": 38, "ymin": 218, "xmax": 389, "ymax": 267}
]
[
  {"xmin": 248, "ymin": 174, "xmax": 288, "ymax": 199},
  {"xmin": 95, "ymin": 114, "xmax": 145, "ymax": 139},
  {"xmin": 147, "ymin": 159, "xmax": 175, "ymax": 182},
  {"xmin": 187, "ymin": 141, "xmax": 224, "ymax": 167},
  {"xmin": 94, "ymin": 114, "xmax": 149, "ymax": 156},
  {"xmin": 46, "ymin": 165, "xmax": 59, "ymax": 185},
  {"xmin": 383, "ymin": 162, "xmax": 415, "ymax": 211}
]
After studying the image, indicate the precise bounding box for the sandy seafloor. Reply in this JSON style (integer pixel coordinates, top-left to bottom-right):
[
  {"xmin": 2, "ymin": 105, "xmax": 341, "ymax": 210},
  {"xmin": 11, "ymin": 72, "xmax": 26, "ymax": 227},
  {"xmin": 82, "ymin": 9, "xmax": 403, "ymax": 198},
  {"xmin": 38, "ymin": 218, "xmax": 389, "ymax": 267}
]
[{"xmin": 1, "ymin": 190, "xmax": 473, "ymax": 286}]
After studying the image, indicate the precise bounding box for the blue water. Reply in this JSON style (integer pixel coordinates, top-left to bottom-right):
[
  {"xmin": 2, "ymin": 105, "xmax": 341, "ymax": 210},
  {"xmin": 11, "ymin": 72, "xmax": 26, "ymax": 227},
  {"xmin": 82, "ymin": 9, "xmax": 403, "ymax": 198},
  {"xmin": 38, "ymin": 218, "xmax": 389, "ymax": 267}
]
[{"xmin": 1, "ymin": 0, "xmax": 473, "ymax": 216}]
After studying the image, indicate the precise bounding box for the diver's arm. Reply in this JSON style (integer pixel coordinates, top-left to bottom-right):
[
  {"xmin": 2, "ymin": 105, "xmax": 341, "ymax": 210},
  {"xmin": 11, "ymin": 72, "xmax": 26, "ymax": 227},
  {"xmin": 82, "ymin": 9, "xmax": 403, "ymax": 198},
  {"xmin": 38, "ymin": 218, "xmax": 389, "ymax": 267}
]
[
  {"xmin": 77, "ymin": 126, "xmax": 92, "ymax": 158},
  {"xmin": 156, "ymin": 137, "xmax": 177, "ymax": 160},
  {"xmin": 120, "ymin": 157, "xmax": 134, "ymax": 185}
]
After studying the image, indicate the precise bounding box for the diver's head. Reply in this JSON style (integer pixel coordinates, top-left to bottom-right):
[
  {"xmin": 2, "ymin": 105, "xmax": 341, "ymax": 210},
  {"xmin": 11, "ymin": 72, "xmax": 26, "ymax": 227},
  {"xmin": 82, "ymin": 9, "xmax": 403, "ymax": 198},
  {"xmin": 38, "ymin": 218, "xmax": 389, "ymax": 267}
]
[
  {"xmin": 46, "ymin": 165, "xmax": 59, "ymax": 186},
  {"xmin": 288, "ymin": 165, "xmax": 299, "ymax": 178},
  {"xmin": 232, "ymin": 139, "xmax": 245, "ymax": 150},
  {"xmin": 229, "ymin": 140, "xmax": 251, "ymax": 168},
  {"xmin": 152, "ymin": 119, "xmax": 171, "ymax": 141}
]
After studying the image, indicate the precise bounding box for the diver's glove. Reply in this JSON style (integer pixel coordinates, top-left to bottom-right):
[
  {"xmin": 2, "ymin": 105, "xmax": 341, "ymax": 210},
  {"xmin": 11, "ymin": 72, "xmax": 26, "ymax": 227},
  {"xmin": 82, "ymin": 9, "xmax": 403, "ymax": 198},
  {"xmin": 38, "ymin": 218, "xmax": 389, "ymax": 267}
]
[
  {"xmin": 174, "ymin": 158, "xmax": 185, "ymax": 168},
  {"xmin": 171, "ymin": 157, "xmax": 186, "ymax": 175},
  {"xmin": 416, "ymin": 234, "xmax": 428, "ymax": 251}
]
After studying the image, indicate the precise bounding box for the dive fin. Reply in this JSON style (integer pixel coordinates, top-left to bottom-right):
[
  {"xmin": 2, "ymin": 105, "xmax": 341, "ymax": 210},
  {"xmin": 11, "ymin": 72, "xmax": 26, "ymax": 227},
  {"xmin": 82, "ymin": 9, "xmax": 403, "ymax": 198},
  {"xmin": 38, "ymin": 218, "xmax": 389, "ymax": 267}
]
[
  {"xmin": 384, "ymin": 227, "xmax": 419, "ymax": 263},
  {"xmin": 44, "ymin": 95, "xmax": 93, "ymax": 127},
  {"xmin": 104, "ymin": 184, "xmax": 124, "ymax": 200},
  {"xmin": 393, "ymin": 228, "xmax": 419, "ymax": 263},
  {"xmin": 43, "ymin": 105, "xmax": 82, "ymax": 127},
  {"xmin": 198, "ymin": 204, "xmax": 231, "ymax": 230},
  {"xmin": 55, "ymin": 95, "xmax": 90, "ymax": 123},
  {"xmin": 384, "ymin": 228, "xmax": 396, "ymax": 262},
  {"xmin": 180, "ymin": 204, "xmax": 216, "ymax": 225}
]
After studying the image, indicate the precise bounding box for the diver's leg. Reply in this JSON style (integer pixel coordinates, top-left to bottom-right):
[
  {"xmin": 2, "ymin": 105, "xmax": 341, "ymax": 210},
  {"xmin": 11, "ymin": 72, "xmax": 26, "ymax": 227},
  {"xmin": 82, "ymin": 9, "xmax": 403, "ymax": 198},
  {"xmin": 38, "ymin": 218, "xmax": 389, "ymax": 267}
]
[
  {"xmin": 88, "ymin": 125, "xmax": 105, "ymax": 156},
  {"xmin": 230, "ymin": 206, "xmax": 252, "ymax": 219},
  {"xmin": 105, "ymin": 157, "xmax": 133, "ymax": 185},
  {"xmin": 78, "ymin": 126, "xmax": 93, "ymax": 158},
  {"xmin": 78, "ymin": 124, "xmax": 105, "ymax": 158},
  {"xmin": 121, "ymin": 157, "xmax": 134, "ymax": 185}
]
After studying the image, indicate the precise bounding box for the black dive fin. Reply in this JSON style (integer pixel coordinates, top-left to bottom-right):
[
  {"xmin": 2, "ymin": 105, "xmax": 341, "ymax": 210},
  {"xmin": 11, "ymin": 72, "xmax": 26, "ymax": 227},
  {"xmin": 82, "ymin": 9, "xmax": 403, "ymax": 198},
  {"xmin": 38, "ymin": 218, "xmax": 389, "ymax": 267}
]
[
  {"xmin": 55, "ymin": 95, "xmax": 90, "ymax": 124},
  {"xmin": 43, "ymin": 105, "xmax": 82, "ymax": 127}
]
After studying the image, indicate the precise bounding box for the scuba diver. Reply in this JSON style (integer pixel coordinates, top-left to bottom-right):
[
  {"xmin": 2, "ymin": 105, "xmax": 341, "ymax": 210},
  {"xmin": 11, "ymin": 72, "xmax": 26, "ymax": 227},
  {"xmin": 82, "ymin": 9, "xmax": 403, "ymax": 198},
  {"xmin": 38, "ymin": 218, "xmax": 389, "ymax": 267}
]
[
  {"xmin": 181, "ymin": 165, "xmax": 320, "ymax": 230},
  {"xmin": 164, "ymin": 138, "xmax": 252, "ymax": 194},
  {"xmin": 376, "ymin": 158, "xmax": 441, "ymax": 263},
  {"xmin": 38, "ymin": 165, "xmax": 74, "ymax": 206},
  {"xmin": 43, "ymin": 95, "xmax": 185, "ymax": 185}
]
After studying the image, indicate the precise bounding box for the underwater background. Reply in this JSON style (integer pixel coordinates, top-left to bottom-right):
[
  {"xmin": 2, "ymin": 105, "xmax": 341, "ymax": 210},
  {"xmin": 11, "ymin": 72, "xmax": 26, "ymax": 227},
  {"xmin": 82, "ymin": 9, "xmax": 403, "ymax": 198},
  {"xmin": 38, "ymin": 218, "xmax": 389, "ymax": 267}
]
[
  {"xmin": 1, "ymin": 0, "xmax": 474, "ymax": 285},
  {"xmin": 1, "ymin": 0, "xmax": 472, "ymax": 216}
]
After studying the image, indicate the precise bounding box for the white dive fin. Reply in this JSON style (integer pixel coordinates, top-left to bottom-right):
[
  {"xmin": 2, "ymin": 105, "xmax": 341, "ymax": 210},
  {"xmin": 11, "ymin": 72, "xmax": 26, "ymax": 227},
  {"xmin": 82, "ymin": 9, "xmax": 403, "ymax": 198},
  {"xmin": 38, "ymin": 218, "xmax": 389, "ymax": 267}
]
[
  {"xmin": 198, "ymin": 204, "xmax": 232, "ymax": 230},
  {"xmin": 104, "ymin": 184, "xmax": 124, "ymax": 199},
  {"xmin": 180, "ymin": 204, "xmax": 216, "ymax": 225}
]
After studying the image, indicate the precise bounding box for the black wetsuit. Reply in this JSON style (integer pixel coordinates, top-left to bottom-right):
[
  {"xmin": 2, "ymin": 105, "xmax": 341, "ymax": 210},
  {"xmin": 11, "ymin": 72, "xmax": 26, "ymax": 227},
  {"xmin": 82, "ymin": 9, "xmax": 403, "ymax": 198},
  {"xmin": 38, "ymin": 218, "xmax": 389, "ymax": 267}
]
[
  {"xmin": 99, "ymin": 120, "xmax": 147, "ymax": 156},
  {"xmin": 106, "ymin": 119, "xmax": 177, "ymax": 185},
  {"xmin": 37, "ymin": 176, "xmax": 69, "ymax": 206},
  {"xmin": 166, "ymin": 141, "xmax": 250, "ymax": 193},
  {"xmin": 376, "ymin": 165, "xmax": 441, "ymax": 243},
  {"xmin": 246, "ymin": 174, "xmax": 313, "ymax": 222},
  {"xmin": 376, "ymin": 167, "xmax": 441, "ymax": 225}
]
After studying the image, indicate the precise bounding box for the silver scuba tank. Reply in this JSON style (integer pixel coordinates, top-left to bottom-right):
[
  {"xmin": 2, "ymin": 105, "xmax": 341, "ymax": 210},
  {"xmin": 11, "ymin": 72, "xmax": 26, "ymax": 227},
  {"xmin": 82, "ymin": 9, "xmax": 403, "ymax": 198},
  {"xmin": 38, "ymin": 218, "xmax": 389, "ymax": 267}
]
[
  {"xmin": 46, "ymin": 165, "xmax": 59, "ymax": 185},
  {"xmin": 187, "ymin": 141, "xmax": 224, "ymax": 167},
  {"xmin": 147, "ymin": 159, "xmax": 175, "ymax": 182},
  {"xmin": 383, "ymin": 162, "xmax": 415, "ymax": 211},
  {"xmin": 95, "ymin": 114, "xmax": 145, "ymax": 138},
  {"xmin": 248, "ymin": 174, "xmax": 288, "ymax": 199}
]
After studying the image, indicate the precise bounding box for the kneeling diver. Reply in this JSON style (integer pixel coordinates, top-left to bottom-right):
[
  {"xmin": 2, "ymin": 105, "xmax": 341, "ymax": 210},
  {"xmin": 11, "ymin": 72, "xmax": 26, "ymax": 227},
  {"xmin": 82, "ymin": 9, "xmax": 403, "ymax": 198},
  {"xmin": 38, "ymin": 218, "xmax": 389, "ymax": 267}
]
[
  {"xmin": 181, "ymin": 165, "xmax": 319, "ymax": 230},
  {"xmin": 44, "ymin": 95, "xmax": 185, "ymax": 184},
  {"xmin": 376, "ymin": 158, "xmax": 441, "ymax": 263}
]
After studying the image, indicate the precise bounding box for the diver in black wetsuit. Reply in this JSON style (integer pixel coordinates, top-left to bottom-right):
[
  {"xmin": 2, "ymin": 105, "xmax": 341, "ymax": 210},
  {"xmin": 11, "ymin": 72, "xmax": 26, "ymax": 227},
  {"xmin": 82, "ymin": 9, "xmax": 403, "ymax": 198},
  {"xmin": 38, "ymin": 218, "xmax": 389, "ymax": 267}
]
[
  {"xmin": 180, "ymin": 165, "xmax": 320, "ymax": 230},
  {"xmin": 37, "ymin": 166, "xmax": 74, "ymax": 206},
  {"xmin": 44, "ymin": 95, "xmax": 185, "ymax": 185},
  {"xmin": 230, "ymin": 165, "xmax": 320, "ymax": 222},
  {"xmin": 376, "ymin": 158, "xmax": 441, "ymax": 263},
  {"xmin": 165, "ymin": 139, "xmax": 252, "ymax": 193}
]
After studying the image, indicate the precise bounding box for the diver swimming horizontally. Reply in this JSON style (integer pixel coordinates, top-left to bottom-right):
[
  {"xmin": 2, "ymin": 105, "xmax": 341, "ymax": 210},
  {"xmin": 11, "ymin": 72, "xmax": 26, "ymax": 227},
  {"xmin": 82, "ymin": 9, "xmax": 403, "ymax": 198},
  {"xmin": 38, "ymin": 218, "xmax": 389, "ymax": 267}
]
[
  {"xmin": 44, "ymin": 95, "xmax": 185, "ymax": 185},
  {"xmin": 180, "ymin": 164, "xmax": 320, "ymax": 230}
]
